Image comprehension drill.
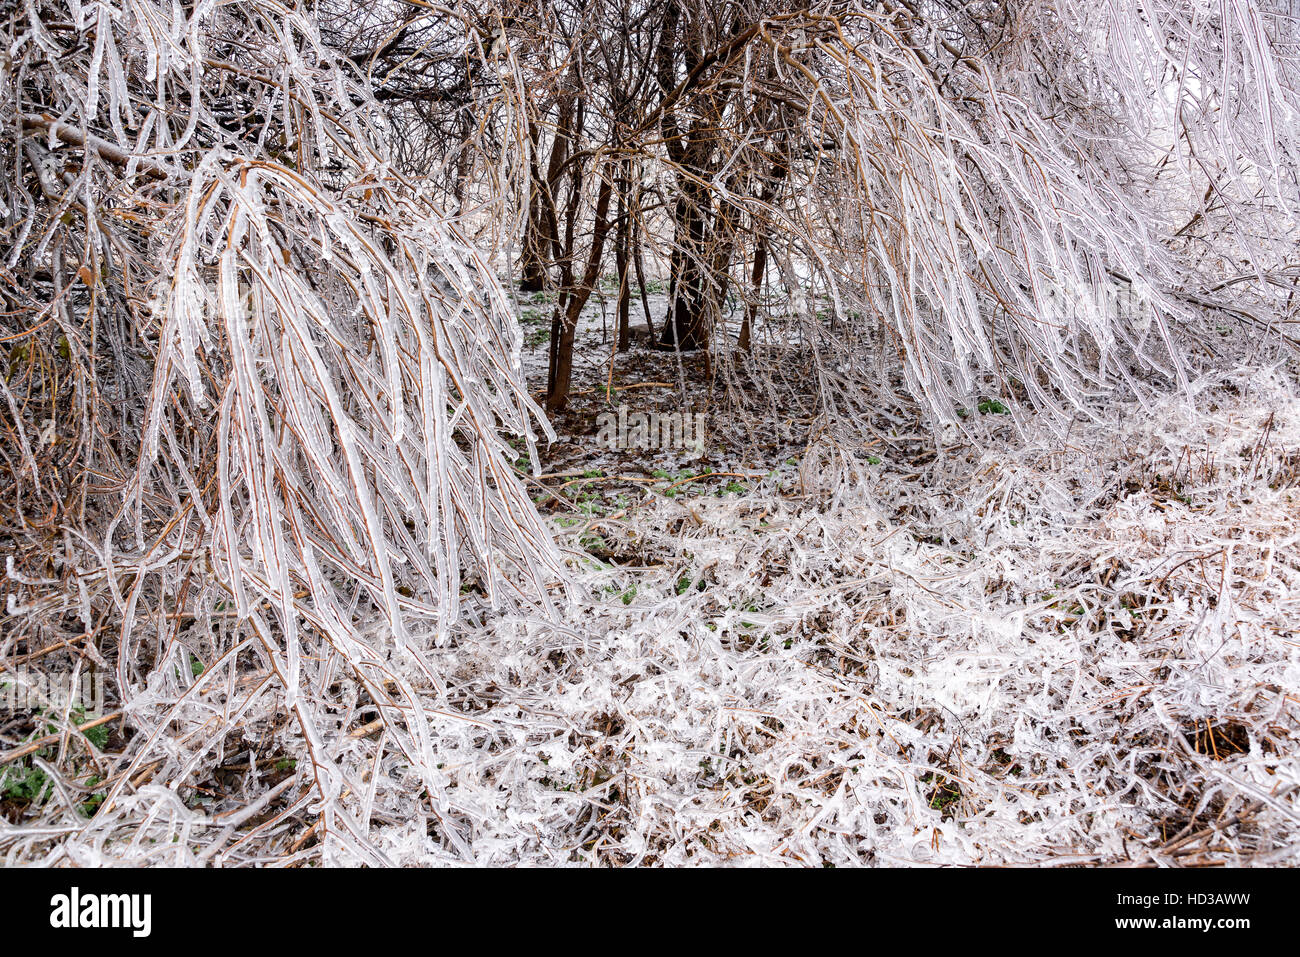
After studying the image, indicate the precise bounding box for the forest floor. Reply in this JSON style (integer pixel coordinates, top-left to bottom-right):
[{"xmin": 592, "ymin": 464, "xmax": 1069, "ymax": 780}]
[
  {"xmin": 419, "ymin": 293, "xmax": 1300, "ymax": 866},
  {"xmin": 4, "ymin": 294, "xmax": 1299, "ymax": 866}
]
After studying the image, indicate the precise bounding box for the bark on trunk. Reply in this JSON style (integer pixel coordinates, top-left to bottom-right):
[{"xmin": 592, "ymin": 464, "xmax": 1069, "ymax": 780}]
[
  {"xmin": 615, "ymin": 156, "xmax": 633, "ymax": 351},
  {"xmin": 545, "ymin": 162, "xmax": 615, "ymax": 410},
  {"xmin": 519, "ymin": 103, "xmax": 574, "ymax": 292},
  {"xmin": 657, "ymin": 169, "xmax": 713, "ymax": 350}
]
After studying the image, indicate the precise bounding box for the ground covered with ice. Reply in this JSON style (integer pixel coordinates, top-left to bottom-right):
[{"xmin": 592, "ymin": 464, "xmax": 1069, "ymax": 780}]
[
  {"xmin": 375, "ymin": 350, "xmax": 1300, "ymax": 865},
  {"xmin": 5, "ymin": 304, "xmax": 1300, "ymax": 866}
]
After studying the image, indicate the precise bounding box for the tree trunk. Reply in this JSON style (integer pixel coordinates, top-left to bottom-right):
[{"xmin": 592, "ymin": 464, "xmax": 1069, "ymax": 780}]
[
  {"xmin": 739, "ymin": 234, "xmax": 765, "ymax": 351},
  {"xmin": 545, "ymin": 161, "xmax": 615, "ymax": 410},
  {"xmin": 740, "ymin": 132, "xmax": 791, "ymax": 351},
  {"xmin": 519, "ymin": 104, "xmax": 573, "ymax": 292},
  {"xmin": 657, "ymin": 174, "xmax": 712, "ymax": 349},
  {"xmin": 615, "ymin": 156, "xmax": 633, "ymax": 351},
  {"xmin": 631, "ymin": 167, "xmax": 656, "ymax": 339}
]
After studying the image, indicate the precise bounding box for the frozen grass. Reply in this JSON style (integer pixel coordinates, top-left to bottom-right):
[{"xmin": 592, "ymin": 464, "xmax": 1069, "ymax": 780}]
[{"xmin": 5, "ymin": 355, "xmax": 1298, "ymax": 865}]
